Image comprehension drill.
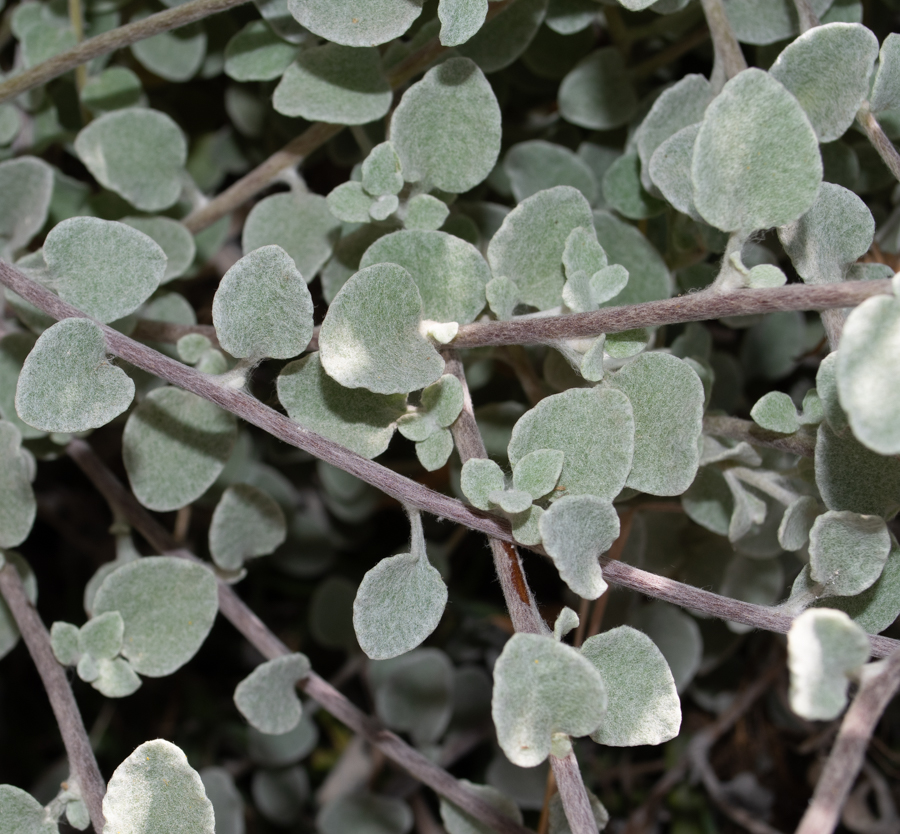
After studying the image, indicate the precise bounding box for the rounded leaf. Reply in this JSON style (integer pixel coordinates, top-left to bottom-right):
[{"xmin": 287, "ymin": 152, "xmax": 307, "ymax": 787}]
[
  {"xmin": 0, "ymin": 785, "xmax": 57, "ymax": 834},
  {"xmin": 319, "ymin": 263, "xmax": 445, "ymax": 395},
  {"xmin": 581, "ymin": 626, "xmax": 680, "ymax": 746},
  {"xmin": 0, "ymin": 156, "xmax": 53, "ymax": 258},
  {"xmin": 390, "ymin": 57, "xmax": 501, "ymax": 193},
  {"xmin": 692, "ymin": 69, "xmax": 822, "ymax": 232},
  {"xmin": 210, "ymin": 483, "xmax": 287, "ymax": 571},
  {"xmin": 274, "ymin": 44, "xmax": 391, "ymax": 124},
  {"xmin": 456, "ymin": 0, "xmax": 548, "ymax": 74},
  {"xmin": 0, "ymin": 333, "xmax": 44, "ymax": 439},
  {"xmin": 0, "ymin": 422, "xmax": 36, "ymax": 549},
  {"xmin": 122, "ymin": 216, "xmax": 196, "ymax": 284},
  {"xmin": 123, "ymin": 387, "xmax": 237, "ymax": 512},
  {"xmin": 224, "ymin": 20, "xmax": 297, "ymax": 81},
  {"xmin": 870, "ymin": 32, "xmax": 900, "ymax": 115},
  {"xmin": 200, "ymin": 768, "xmax": 245, "ymax": 834},
  {"xmin": 491, "ymin": 633, "xmax": 607, "ymax": 767},
  {"xmin": 79, "ymin": 610, "xmax": 124, "ymax": 660},
  {"xmin": 74, "ymin": 108, "xmax": 187, "ymax": 212},
  {"xmin": 809, "ymin": 511, "xmax": 891, "ymax": 597},
  {"xmin": 213, "ymin": 245, "xmax": 314, "ymax": 360},
  {"xmin": 0, "ymin": 554, "xmax": 37, "ymax": 661},
  {"xmin": 102, "ymin": 739, "xmax": 215, "ymax": 834},
  {"xmin": 509, "ymin": 387, "xmax": 635, "ymax": 501},
  {"xmin": 512, "ymin": 448, "xmax": 564, "ymax": 500},
  {"xmin": 93, "ymin": 556, "xmax": 219, "ymax": 677},
  {"xmin": 287, "ymin": 0, "xmax": 424, "ymax": 46},
  {"xmin": 750, "ymin": 391, "xmax": 799, "ymax": 434},
  {"xmin": 628, "ymin": 601, "xmax": 702, "ymax": 692},
  {"xmin": 80, "ymin": 67, "xmax": 143, "ymax": 113},
  {"xmin": 558, "ymin": 48, "xmax": 637, "ymax": 130},
  {"xmin": 234, "ymin": 653, "xmax": 311, "ymax": 734},
  {"xmin": 439, "ymin": 0, "xmax": 488, "ymax": 47},
  {"xmin": 504, "ymin": 140, "xmax": 598, "ymax": 205},
  {"xmin": 16, "ymin": 318, "xmax": 135, "ymax": 433},
  {"xmin": 44, "ymin": 217, "xmax": 166, "ymax": 323},
  {"xmin": 722, "ymin": 0, "xmax": 832, "ymax": 46},
  {"xmin": 360, "ymin": 230, "xmax": 490, "ymax": 324},
  {"xmin": 131, "ymin": 19, "xmax": 206, "ymax": 82}
]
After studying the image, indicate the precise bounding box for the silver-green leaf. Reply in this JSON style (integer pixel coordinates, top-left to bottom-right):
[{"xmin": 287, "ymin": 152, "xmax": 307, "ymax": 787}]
[
  {"xmin": 209, "ymin": 483, "xmax": 287, "ymax": 571},
  {"xmin": 234, "ymin": 653, "xmax": 311, "ymax": 734},
  {"xmin": 0, "ymin": 422, "xmax": 36, "ymax": 548},
  {"xmin": 287, "ymin": 0, "xmax": 424, "ymax": 47},
  {"xmin": 809, "ymin": 510, "xmax": 891, "ymax": 597}
]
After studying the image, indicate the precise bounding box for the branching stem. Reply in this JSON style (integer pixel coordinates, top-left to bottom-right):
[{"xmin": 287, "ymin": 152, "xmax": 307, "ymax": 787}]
[{"xmin": 0, "ymin": 562, "xmax": 107, "ymax": 833}]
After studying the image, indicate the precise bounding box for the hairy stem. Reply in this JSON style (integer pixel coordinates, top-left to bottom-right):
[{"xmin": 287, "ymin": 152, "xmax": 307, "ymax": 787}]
[
  {"xmin": 0, "ymin": 0, "xmax": 251, "ymax": 105},
  {"xmin": 792, "ymin": 0, "xmax": 820, "ymax": 32},
  {"xmin": 0, "ymin": 562, "xmax": 107, "ymax": 833},
  {"xmin": 698, "ymin": 0, "xmax": 747, "ymax": 84},
  {"xmin": 451, "ymin": 280, "xmax": 893, "ymax": 347},
  {"xmin": 64, "ymin": 439, "xmax": 532, "ymax": 834},
  {"xmin": 795, "ymin": 648, "xmax": 900, "ymax": 834},
  {"xmin": 3, "ymin": 263, "xmax": 899, "ymax": 657},
  {"xmin": 550, "ymin": 752, "xmax": 596, "ymax": 834},
  {"xmin": 858, "ymin": 105, "xmax": 900, "ymax": 185}
]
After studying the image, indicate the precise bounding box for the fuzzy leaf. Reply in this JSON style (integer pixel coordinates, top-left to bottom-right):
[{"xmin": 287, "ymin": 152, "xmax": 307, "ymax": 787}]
[
  {"xmin": 248, "ymin": 713, "xmax": 318, "ymax": 766},
  {"xmin": 277, "ymin": 353, "xmax": 405, "ymax": 459},
  {"xmin": 489, "ymin": 186, "xmax": 596, "ymax": 311},
  {"xmin": 93, "ymin": 657, "xmax": 142, "ymax": 698},
  {"xmin": 362, "ymin": 142, "xmax": 404, "ymax": 196},
  {"xmin": 93, "ymin": 556, "xmax": 218, "ymax": 677},
  {"xmin": 242, "ymin": 192, "xmax": 340, "ymax": 282},
  {"xmin": 581, "ymin": 626, "xmax": 680, "ymax": 746},
  {"xmin": 0, "ymin": 785, "xmax": 57, "ymax": 834},
  {"xmin": 439, "ymin": 0, "xmax": 487, "ymax": 46},
  {"xmin": 287, "ymin": 0, "xmax": 423, "ymax": 46},
  {"xmin": 0, "ymin": 554, "xmax": 36, "ymax": 661},
  {"xmin": 234, "ymin": 653, "xmax": 311, "ymax": 734},
  {"xmin": 210, "ymin": 484, "xmax": 287, "ymax": 571},
  {"xmin": 816, "ymin": 352, "xmax": 849, "ymax": 432},
  {"xmin": 649, "ymin": 124, "xmax": 702, "ymax": 219},
  {"xmin": 460, "ymin": 458, "xmax": 506, "ymax": 510},
  {"xmin": 200, "ymin": 768, "xmax": 244, "ymax": 834},
  {"xmin": 121, "ymin": 216, "xmax": 195, "ymax": 284},
  {"xmin": 609, "ymin": 353, "xmax": 704, "ymax": 496},
  {"xmin": 787, "ymin": 608, "xmax": 870, "ymax": 720},
  {"xmin": 213, "ymin": 245, "xmax": 314, "ymax": 360},
  {"xmin": 778, "ymin": 495, "xmax": 819, "ymax": 551},
  {"xmin": 491, "ymin": 633, "xmax": 607, "ymax": 767},
  {"xmin": 692, "ymin": 69, "xmax": 822, "ymax": 232},
  {"xmin": 558, "ymin": 48, "xmax": 637, "ymax": 130},
  {"xmin": 439, "ymin": 781, "xmax": 522, "ymax": 834},
  {"xmin": 327, "ymin": 181, "xmax": 375, "ymax": 223},
  {"xmin": 318, "ymin": 794, "xmax": 413, "ymax": 834},
  {"xmin": 131, "ymin": 18, "xmax": 206, "ymax": 82},
  {"xmin": 809, "ymin": 511, "xmax": 891, "ymax": 596},
  {"xmin": 361, "ymin": 230, "xmax": 489, "ymax": 324},
  {"xmin": 604, "ymin": 327, "xmax": 649, "ymax": 359},
  {"xmin": 491, "ymin": 489, "xmax": 532, "ymax": 514},
  {"xmin": 51, "ymin": 621, "xmax": 80, "ymax": 666},
  {"xmin": 224, "ymin": 20, "xmax": 297, "ymax": 81},
  {"xmin": 80, "ymin": 610, "xmax": 124, "ymax": 660},
  {"xmin": 750, "ymin": 391, "xmax": 800, "ymax": 434},
  {"xmin": 319, "ymin": 263, "xmax": 444, "ymax": 395},
  {"xmin": 123, "ymin": 387, "xmax": 237, "ymax": 512},
  {"xmin": 353, "ymin": 510, "xmax": 447, "ymax": 659},
  {"xmin": 274, "ymin": 44, "xmax": 391, "ymax": 124},
  {"xmin": 722, "ymin": 0, "xmax": 833, "ymax": 45},
  {"xmin": 0, "ymin": 422, "xmax": 36, "ymax": 549},
  {"xmin": 456, "ymin": 0, "xmax": 547, "ymax": 73},
  {"xmin": 504, "ymin": 140, "xmax": 598, "ymax": 205},
  {"xmin": 16, "ymin": 319, "xmax": 135, "ymax": 433},
  {"xmin": 628, "ymin": 601, "xmax": 702, "ymax": 692},
  {"xmin": 601, "ymin": 152, "xmax": 666, "ymax": 220},
  {"xmin": 252, "ymin": 766, "xmax": 308, "ymax": 825},
  {"xmin": 682, "ymin": 467, "xmax": 733, "ymax": 537},
  {"xmin": 420, "ymin": 374, "xmax": 464, "ymax": 428},
  {"xmin": 390, "ymin": 57, "xmax": 501, "ymax": 194},
  {"xmin": 509, "ymin": 387, "xmax": 634, "ymax": 501},
  {"xmin": 769, "ymin": 23, "xmax": 878, "ymax": 142},
  {"xmin": 778, "ymin": 183, "xmax": 874, "ymax": 286},
  {"xmin": 0, "ymin": 157, "xmax": 53, "ymax": 258},
  {"xmin": 815, "ymin": 421, "xmax": 900, "ymax": 519},
  {"xmin": 416, "ymin": 427, "xmax": 454, "ymax": 471},
  {"xmin": 44, "ymin": 217, "xmax": 165, "ymax": 323},
  {"xmin": 837, "ymin": 286, "xmax": 900, "ymax": 455},
  {"xmin": 512, "ymin": 448, "xmax": 564, "ymax": 500},
  {"xmin": 870, "ymin": 33, "xmax": 900, "ymax": 114},
  {"xmin": 80, "ymin": 67, "xmax": 143, "ymax": 113},
  {"xmin": 102, "ymin": 739, "xmax": 215, "ymax": 834},
  {"xmin": 372, "ymin": 648, "xmax": 454, "ymax": 744},
  {"xmin": 553, "ymin": 607, "xmax": 580, "ymax": 642},
  {"xmin": 539, "ymin": 495, "xmax": 616, "ymax": 599},
  {"xmin": 0, "ymin": 333, "xmax": 43, "ymax": 439},
  {"xmin": 74, "ymin": 108, "xmax": 187, "ymax": 212},
  {"xmin": 404, "ymin": 194, "xmax": 450, "ymax": 231}
]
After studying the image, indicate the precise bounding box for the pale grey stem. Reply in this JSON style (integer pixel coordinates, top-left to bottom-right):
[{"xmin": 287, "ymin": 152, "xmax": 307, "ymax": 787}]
[
  {"xmin": 442, "ymin": 349, "xmax": 546, "ymax": 636},
  {"xmin": 64, "ymin": 439, "xmax": 534, "ymax": 834},
  {"xmin": 0, "ymin": 0, "xmax": 251, "ymax": 105},
  {"xmin": 4, "ymin": 263, "xmax": 899, "ymax": 657},
  {"xmin": 858, "ymin": 105, "xmax": 900, "ymax": 185},
  {"xmin": 820, "ymin": 308, "xmax": 845, "ymax": 351},
  {"xmin": 794, "ymin": 648, "xmax": 900, "ymax": 834},
  {"xmin": 451, "ymin": 280, "xmax": 893, "ymax": 348},
  {"xmin": 550, "ymin": 752, "xmax": 598, "ymax": 834},
  {"xmin": 699, "ymin": 0, "xmax": 747, "ymax": 84},
  {"xmin": 0, "ymin": 563, "xmax": 107, "ymax": 833},
  {"xmin": 792, "ymin": 0, "xmax": 820, "ymax": 31}
]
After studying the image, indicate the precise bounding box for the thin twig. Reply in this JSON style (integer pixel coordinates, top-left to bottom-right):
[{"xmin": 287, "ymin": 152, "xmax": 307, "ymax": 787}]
[
  {"xmin": 451, "ymin": 281, "xmax": 893, "ymax": 348},
  {"xmin": 702, "ymin": 414, "xmax": 816, "ymax": 458},
  {"xmin": 792, "ymin": 0, "xmax": 820, "ymax": 31},
  {"xmin": 0, "ymin": 0, "xmax": 252, "ymax": 105},
  {"xmin": 858, "ymin": 105, "xmax": 900, "ymax": 185},
  {"xmin": 64, "ymin": 439, "xmax": 533, "ymax": 834},
  {"xmin": 4, "ymin": 264, "xmax": 899, "ymax": 656},
  {"xmin": 550, "ymin": 751, "xmax": 596, "ymax": 834},
  {"xmin": 795, "ymin": 648, "xmax": 900, "ymax": 834},
  {"xmin": 0, "ymin": 563, "xmax": 107, "ymax": 833},
  {"xmin": 698, "ymin": 0, "xmax": 747, "ymax": 83},
  {"xmin": 630, "ymin": 26, "xmax": 710, "ymax": 81}
]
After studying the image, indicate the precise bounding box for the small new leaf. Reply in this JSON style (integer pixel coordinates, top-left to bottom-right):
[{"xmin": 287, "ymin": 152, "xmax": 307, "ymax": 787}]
[{"xmin": 234, "ymin": 653, "xmax": 311, "ymax": 735}]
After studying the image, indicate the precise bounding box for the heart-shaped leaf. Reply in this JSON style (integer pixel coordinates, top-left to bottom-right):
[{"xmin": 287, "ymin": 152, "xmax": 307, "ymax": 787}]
[
  {"xmin": 692, "ymin": 69, "xmax": 821, "ymax": 232},
  {"xmin": 93, "ymin": 556, "xmax": 219, "ymax": 677},
  {"xmin": 492, "ymin": 633, "xmax": 607, "ymax": 767},
  {"xmin": 508, "ymin": 387, "xmax": 635, "ymax": 501},
  {"xmin": 102, "ymin": 739, "xmax": 215, "ymax": 834},
  {"xmin": 581, "ymin": 626, "xmax": 680, "ymax": 747},
  {"xmin": 122, "ymin": 216, "xmax": 196, "ymax": 284},
  {"xmin": 224, "ymin": 20, "xmax": 297, "ymax": 81},
  {"xmin": 0, "ymin": 785, "xmax": 57, "ymax": 834},
  {"xmin": 44, "ymin": 217, "xmax": 166, "ymax": 323},
  {"xmin": 512, "ymin": 448, "xmax": 564, "ymax": 500},
  {"xmin": 16, "ymin": 318, "xmax": 135, "ymax": 433},
  {"xmin": 287, "ymin": 0, "xmax": 424, "ymax": 46},
  {"xmin": 460, "ymin": 458, "xmax": 506, "ymax": 510},
  {"xmin": 273, "ymin": 44, "xmax": 392, "ymax": 124},
  {"xmin": 809, "ymin": 511, "xmax": 891, "ymax": 597},
  {"xmin": 74, "ymin": 108, "xmax": 188, "ymax": 212},
  {"xmin": 319, "ymin": 263, "xmax": 445, "ymax": 395},
  {"xmin": 131, "ymin": 16, "xmax": 206, "ymax": 82},
  {"xmin": 213, "ymin": 245, "xmax": 314, "ymax": 360},
  {"xmin": 558, "ymin": 48, "xmax": 637, "ymax": 130},
  {"xmin": 0, "ymin": 422, "xmax": 36, "ymax": 549},
  {"xmin": 353, "ymin": 509, "xmax": 447, "ymax": 659},
  {"xmin": 390, "ymin": 57, "xmax": 501, "ymax": 194},
  {"xmin": 788, "ymin": 608, "xmax": 870, "ymax": 720},
  {"xmin": 93, "ymin": 657, "xmax": 142, "ymax": 698},
  {"xmin": 750, "ymin": 391, "xmax": 799, "ymax": 434},
  {"xmin": 234, "ymin": 653, "xmax": 311, "ymax": 734},
  {"xmin": 80, "ymin": 610, "xmax": 124, "ymax": 660},
  {"xmin": 209, "ymin": 483, "xmax": 287, "ymax": 571},
  {"xmin": 539, "ymin": 494, "xmax": 617, "ymax": 599}
]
